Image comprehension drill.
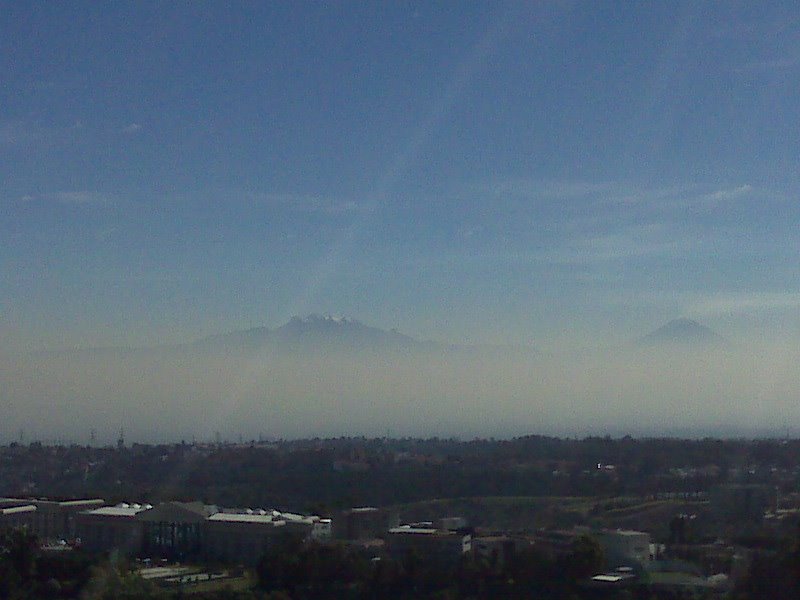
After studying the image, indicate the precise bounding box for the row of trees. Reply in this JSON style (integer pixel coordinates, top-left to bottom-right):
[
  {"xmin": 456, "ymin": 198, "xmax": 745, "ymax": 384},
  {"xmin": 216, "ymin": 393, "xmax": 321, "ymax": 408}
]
[
  {"xmin": 255, "ymin": 534, "xmax": 605, "ymax": 599},
  {"xmin": 731, "ymin": 524, "xmax": 800, "ymax": 600},
  {"xmin": 4, "ymin": 436, "xmax": 797, "ymax": 510},
  {"xmin": 5, "ymin": 524, "xmax": 800, "ymax": 599},
  {"xmin": 0, "ymin": 527, "xmax": 260, "ymax": 599},
  {"xmin": 0, "ymin": 529, "xmax": 97, "ymax": 599}
]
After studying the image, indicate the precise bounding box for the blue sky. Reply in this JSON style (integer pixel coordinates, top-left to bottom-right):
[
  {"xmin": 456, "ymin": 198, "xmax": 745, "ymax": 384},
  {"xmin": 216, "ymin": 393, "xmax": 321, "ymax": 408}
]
[{"xmin": 3, "ymin": 1, "xmax": 800, "ymax": 351}]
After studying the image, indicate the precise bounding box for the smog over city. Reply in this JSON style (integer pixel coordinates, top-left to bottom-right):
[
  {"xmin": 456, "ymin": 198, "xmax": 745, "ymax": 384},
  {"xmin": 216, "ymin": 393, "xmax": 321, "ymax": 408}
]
[{"xmin": 3, "ymin": 316, "xmax": 800, "ymax": 443}]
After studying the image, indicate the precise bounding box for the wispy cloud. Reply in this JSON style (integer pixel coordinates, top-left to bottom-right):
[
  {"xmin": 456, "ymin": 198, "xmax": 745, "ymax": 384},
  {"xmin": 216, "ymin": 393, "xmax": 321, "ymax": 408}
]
[
  {"xmin": 95, "ymin": 227, "xmax": 116, "ymax": 242},
  {"xmin": 700, "ymin": 184, "xmax": 753, "ymax": 202},
  {"xmin": 246, "ymin": 192, "xmax": 370, "ymax": 215},
  {"xmin": 52, "ymin": 191, "xmax": 113, "ymax": 206},
  {"xmin": 688, "ymin": 291, "xmax": 800, "ymax": 318},
  {"xmin": 710, "ymin": 18, "xmax": 797, "ymax": 41},
  {"xmin": 0, "ymin": 120, "xmax": 48, "ymax": 147},
  {"xmin": 457, "ymin": 225, "xmax": 485, "ymax": 240},
  {"xmin": 1, "ymin": 119, "xmax": 90, "ymax": 150},
  {"xmin": 545, "ymin": 224, "xmax": 695, "ymax": 265},
  {"xmin": 713, "ymin": 18, "xmax": 800, "ymax": 72},
  {"xmin": 486, "ymin": 179, "xmax": 615, "ymax": 200},
  {"xmin": 401, "ymin": 222, "xmax": 694, "ymax": 271},
  {"xmin": 598, "ymin": 183, "xmax": 762, "ymax": 221},
  {"xmin": 122, "ymin": 123, "xmax": 142, "ymax": 134},
  {"xmin": 21, "ymin": 191, "xmax": 115, "ymax": 206},
  {"xmin": 480, "ymin": 178, "xmax": 759, "ymax": 215},
  {"xmin": 469, "ymin": 179, "xmax": 765, "ymax": 254},
  {"xmin": 733, "ymin": 56, "xmax": 800, "ymax": 73},
  {"xmin": 607, "ymin": 183, "xmax": 755, "ymax": 208},
  {"xmin": 604, "ymin": 185, "xmax": 692, "ymax": 208}
]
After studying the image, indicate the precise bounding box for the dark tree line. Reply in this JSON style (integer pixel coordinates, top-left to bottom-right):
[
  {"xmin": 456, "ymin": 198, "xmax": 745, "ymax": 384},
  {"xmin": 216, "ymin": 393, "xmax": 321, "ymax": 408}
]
[
  {"xmin": 0, "ymin": 529, "xmax": 96, "ymax": 599},
  {"xmin": 255, "ymin": 534, "xmax": 606, "ymax": 600},
  {"xmin": 731, "ymin": 524, "xmax": 800, "ymax": 600},
  {"xmin": 4, "ymin": 436, "xmax": 799, "ymax": 510}
]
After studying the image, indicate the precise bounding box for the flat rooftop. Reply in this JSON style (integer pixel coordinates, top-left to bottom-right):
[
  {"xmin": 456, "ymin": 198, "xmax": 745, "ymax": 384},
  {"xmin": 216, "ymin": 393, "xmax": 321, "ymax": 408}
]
[
  {"xmin": 0, "ymin": 505, "xmax": 36, "ymax": 515},
  {"xmin": 207, "ymin": 513, "xmax": 285, "ymax": 525},
  {"xmin": 83, "ymin": 504, "xmax": 149, "ymax": 518},
  {"xmin": 389, "ymin": 527, "xmax": 446, "ymax": 535}
]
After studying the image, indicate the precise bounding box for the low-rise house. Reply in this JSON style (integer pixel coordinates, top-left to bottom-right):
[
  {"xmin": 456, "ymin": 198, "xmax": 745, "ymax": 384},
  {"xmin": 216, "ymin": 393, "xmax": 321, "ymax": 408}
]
[
  {"xmin": 75, "ymin": 503, "xmax": 149, "ymax": 554},
  {"xmin": 0, "ymin": 504, "xmax": 36, "ymax": 532},
  {"xmin": 138, "ymin": 501, "xmax": 215, "ymax": 560},
  {"xmin": 0, "ymin": 497, "xmax": 104, "ymax": 541},
  {"xmin": 75, "ymin": 501, "xmax": 322, "ymax": 566},
  {"xmin": 204, "ymin": 510, "xmax": 315, "ymax": 565},
  {"xmin": 386, "ymin": 525, "xmax": 471, "ymax": 567},
  {"xmin": 334, "ymin": 507, "xmax": 398, "ymax": 540}
]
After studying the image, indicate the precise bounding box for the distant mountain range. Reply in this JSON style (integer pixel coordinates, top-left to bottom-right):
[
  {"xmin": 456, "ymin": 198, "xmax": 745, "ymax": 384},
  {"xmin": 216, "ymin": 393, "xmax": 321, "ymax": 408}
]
[
  {"xmin": 188, "ymin": 315, "xmax": 726, "ymax": 355},
  {"xmin": 189, "ymin": 314, "xmax": 428, "ymax": 354},
  {"xmin": 33, "ymin": 315, "xmax": 726, "ymax": 358},
  {"xmin": 637, "ymin": 318, "xmax": 725, "ymax": 348}
]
